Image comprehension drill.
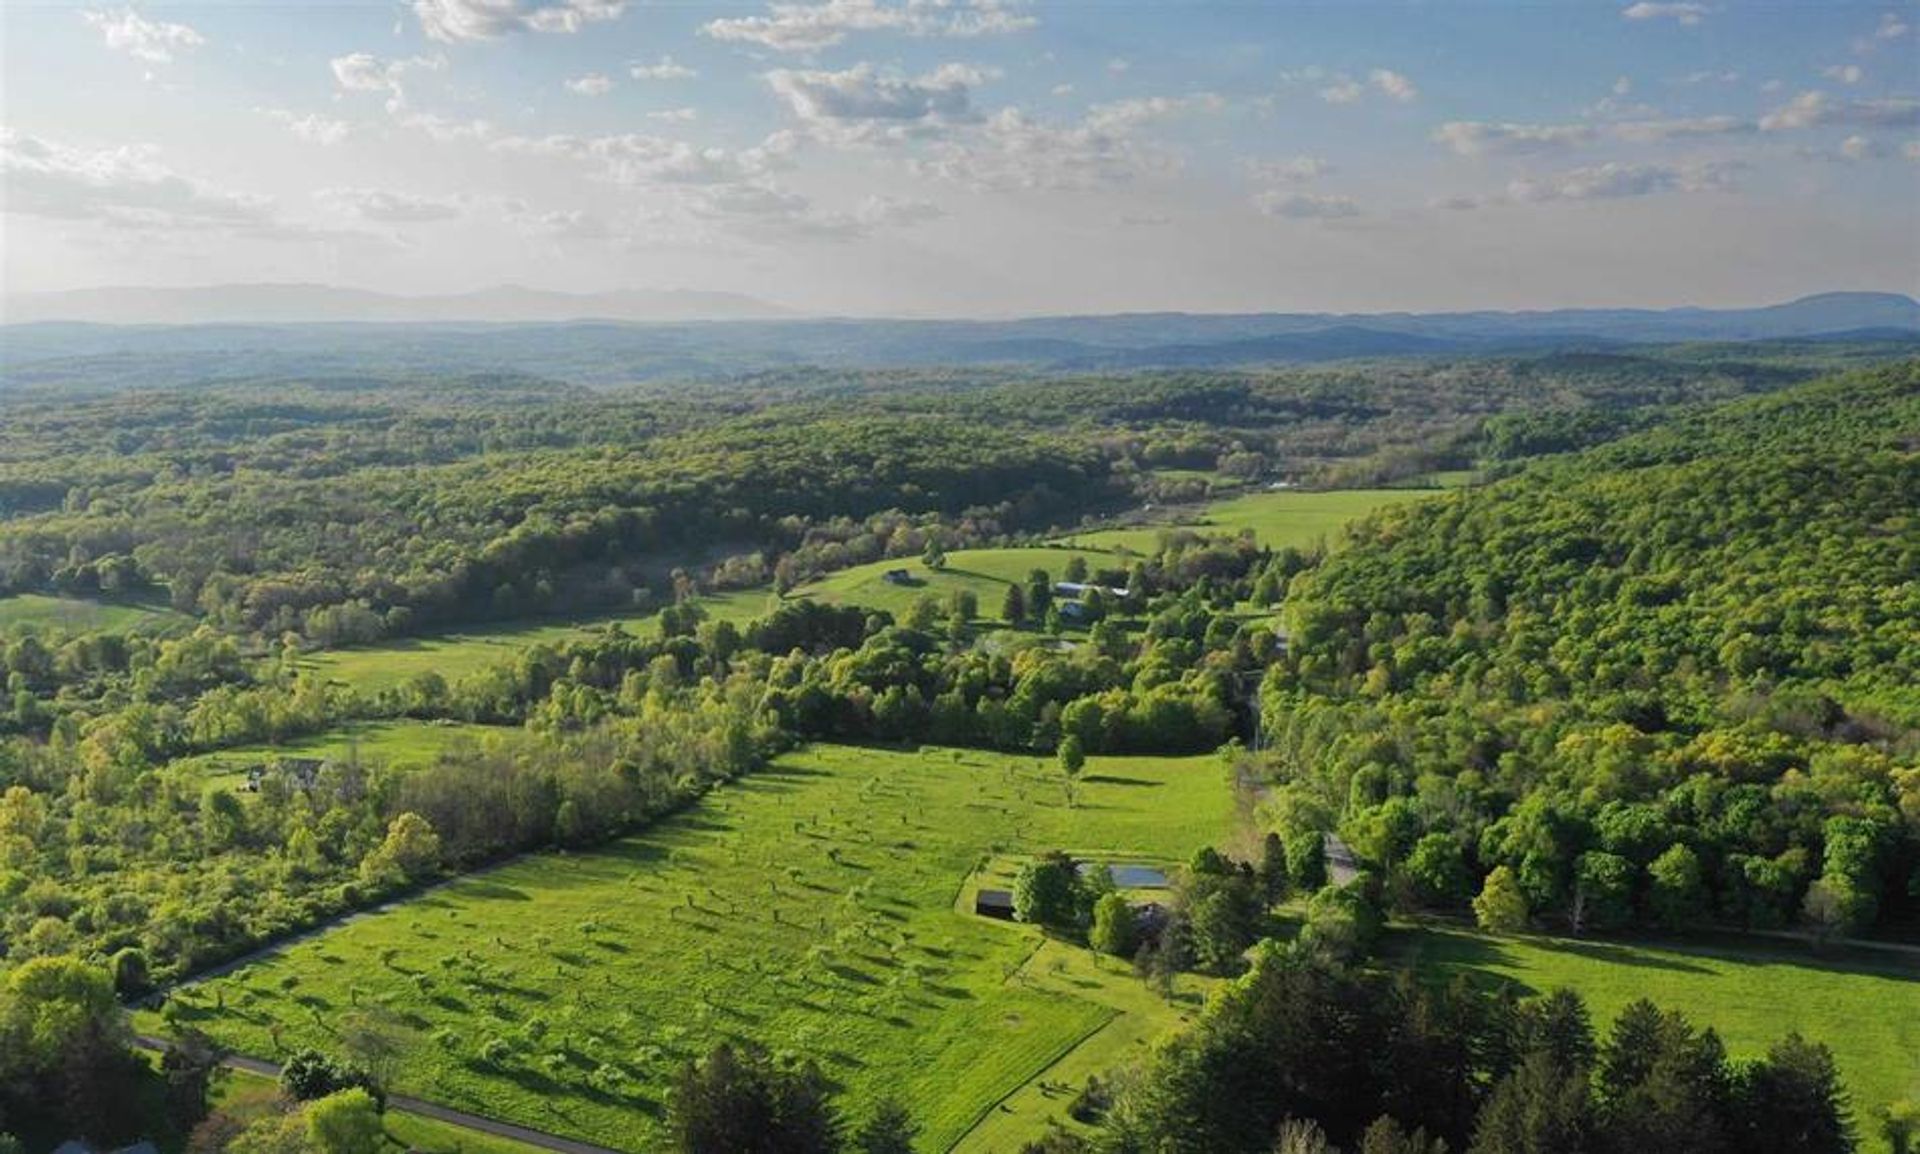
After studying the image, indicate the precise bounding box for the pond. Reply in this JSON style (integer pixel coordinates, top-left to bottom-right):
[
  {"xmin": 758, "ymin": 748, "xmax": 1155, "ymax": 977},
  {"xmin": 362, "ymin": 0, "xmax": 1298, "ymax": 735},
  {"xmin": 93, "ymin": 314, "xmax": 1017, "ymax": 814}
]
[{"xmin": 1078, "ymin": 862, "xmax": 1169, "ymax": 889}]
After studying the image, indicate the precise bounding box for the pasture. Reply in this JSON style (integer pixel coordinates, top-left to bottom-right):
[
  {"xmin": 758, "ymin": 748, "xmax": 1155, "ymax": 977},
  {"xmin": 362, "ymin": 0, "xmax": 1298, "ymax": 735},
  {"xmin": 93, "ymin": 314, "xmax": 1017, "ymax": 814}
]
[
  {"xmin": 1057, "ymin": 488, "xmax": 1439, "ymax": 555},
  {"xmin": 1397, "ymin": 925, "xmax": 1920, "ymax": 1146},
  {"xmin": 300, "ymin": 590, "xmax": 769, "ymax": 692},
  {"xmin": 791, "ymin": 546, "xmax": 1125, "ymax": 622},
  {"xmin": 156, "ymin": 743, "xmax": 1239, "ymax": 1152},
  {"xmin": 167, "ymin": 719, "xmax": 509, "ymax": 794},
  {"xmin": 0, "ymin": 592, "xmax": 188, "ymax": 634}
]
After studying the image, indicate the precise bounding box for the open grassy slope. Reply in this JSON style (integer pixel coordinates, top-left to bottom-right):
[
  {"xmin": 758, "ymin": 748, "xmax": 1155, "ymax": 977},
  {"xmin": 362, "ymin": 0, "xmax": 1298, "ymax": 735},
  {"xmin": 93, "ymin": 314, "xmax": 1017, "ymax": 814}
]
[
  {"xmin": 0, "ymin": 592, "xmax": 189, "ymax": 634},
  {"xmin": 1058, "ymin": 488, "xmax": 1437, "ymax": 555},
  {"xmin": 167, "ymin": 719, "xmax": 510, "ymax": 793},
  {"xmin": 1397, "ymin": 925, "xmax": 1920, "ymax": 1140},
  {"xmin": 300, "ymin": 591, "xmax": 769, "ymax": 692},
  {"xmin": 156, "ymin": 744, "xmax": 1238, "ymax": 1152},
  {"xmin": 791, "ymin": 546, "xmax": 1121, "ymax": 622}
]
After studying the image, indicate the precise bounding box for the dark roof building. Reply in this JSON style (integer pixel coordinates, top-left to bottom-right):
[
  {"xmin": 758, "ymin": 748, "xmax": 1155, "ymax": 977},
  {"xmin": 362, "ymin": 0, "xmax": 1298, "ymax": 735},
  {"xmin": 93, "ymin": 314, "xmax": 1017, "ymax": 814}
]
[{"xmin": 974, "ymin": 888, "xmax": 1017, "ymax": 920}]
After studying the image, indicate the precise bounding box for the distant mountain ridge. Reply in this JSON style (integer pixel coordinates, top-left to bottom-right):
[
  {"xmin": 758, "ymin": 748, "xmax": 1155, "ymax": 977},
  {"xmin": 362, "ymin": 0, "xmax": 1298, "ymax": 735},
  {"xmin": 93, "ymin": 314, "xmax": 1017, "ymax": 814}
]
[{"xmin": 2, "ymin": 292, "xmax": 1915, "ymax": 391}]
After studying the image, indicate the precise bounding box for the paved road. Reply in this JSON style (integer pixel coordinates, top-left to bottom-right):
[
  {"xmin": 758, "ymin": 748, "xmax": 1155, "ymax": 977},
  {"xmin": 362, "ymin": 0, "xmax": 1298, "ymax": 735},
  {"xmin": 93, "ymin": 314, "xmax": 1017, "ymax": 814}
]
[{"xmin": 132, "ymin": 1037, "xmax": 625, "ymax": 1154}]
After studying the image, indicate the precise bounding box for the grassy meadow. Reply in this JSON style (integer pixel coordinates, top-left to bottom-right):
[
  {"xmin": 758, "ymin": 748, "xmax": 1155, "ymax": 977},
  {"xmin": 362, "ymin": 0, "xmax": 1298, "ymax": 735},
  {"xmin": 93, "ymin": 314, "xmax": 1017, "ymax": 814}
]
[
  {"xmin": 300, "ymin": 590, "xmax": 769, "ymax": 692},
  {"xmin": 153, "ymin": 743, "xmax": 1239, "ymax": 1153},
  {"xmin": 791, "ymin": 546, "xmax": 1123, "ymax": 622},
  {"xmin": 1396, "ymin": 925, "xmax": 1920, "ymax": 1144},
  {"xmin": 1057, "ymin": 488, "xmax": 1439, "ymax": 555},
  {"xmin": 0, "ymin": 592, "xmax": 188, "ymax": 634},
  {"xmin": 167, "ymin": 719, "xmax": 511, "ymax": 794}
]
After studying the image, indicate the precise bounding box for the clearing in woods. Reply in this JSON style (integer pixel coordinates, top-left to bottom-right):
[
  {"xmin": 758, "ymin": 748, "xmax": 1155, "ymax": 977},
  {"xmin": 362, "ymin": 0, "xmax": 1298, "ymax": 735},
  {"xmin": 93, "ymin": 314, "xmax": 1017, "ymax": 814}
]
[
  {"xmin": 298, "ymin": 590, "xmax": 769, "ymax": 693},
  {"xmin": 1057, "ymin": 488, "xmax": 1440, "ymax": 555},
  {"xmin": 153, "ymin": 743, "xmax": 1239, "ymax": 1152},
  {"xmin": 1396, "ymin": 924, "xmax": 1920, "ymax": 1150}
]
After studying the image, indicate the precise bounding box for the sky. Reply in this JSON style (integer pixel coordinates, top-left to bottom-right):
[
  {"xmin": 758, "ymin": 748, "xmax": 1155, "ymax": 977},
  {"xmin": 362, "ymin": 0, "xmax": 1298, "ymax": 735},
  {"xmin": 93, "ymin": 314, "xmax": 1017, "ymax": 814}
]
[{"xmin": 2, "ymin": 0, "xmax": 1918, "ymax": 316}]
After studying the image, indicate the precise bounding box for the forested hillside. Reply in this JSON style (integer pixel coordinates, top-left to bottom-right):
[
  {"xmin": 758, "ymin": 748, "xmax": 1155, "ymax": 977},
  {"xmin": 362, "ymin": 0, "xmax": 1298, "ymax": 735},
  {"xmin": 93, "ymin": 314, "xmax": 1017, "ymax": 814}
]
[
  {"xmin": 1265, "ymin": 363, "xmax": 1920, "ymax": 936},
  {"xmin": 0, "ymin": 350, "xmax": 1863, "ymax": 646}
]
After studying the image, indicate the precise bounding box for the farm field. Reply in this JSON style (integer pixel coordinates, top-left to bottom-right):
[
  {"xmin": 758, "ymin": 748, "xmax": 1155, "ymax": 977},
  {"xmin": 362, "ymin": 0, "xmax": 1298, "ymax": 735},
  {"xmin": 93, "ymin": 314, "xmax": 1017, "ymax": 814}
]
[
  {"xmin": 0, "ymin": 592, "xmax": 188, "ymax": 633},
  {"xmin": 1396, "ymin": 925, "xmax": 1920, "ymax": 1146},
  {"xmin": 301, "ymin": 590, "xmax": 769, "ymax": 692},
  {"xmin": 167, "ymin": 719, "xmax": 510, "ymax": 793},
  {"xmin": 153, "ymin": 743, "xmax": 1240, "ymax": 1152},
  {"xmin": 791, "ymin": 546, "xmax": 1125, "ymax": 622},
  {"xmin": 1057, "ymin": 488, "xmax": 1439, "ymax": 555}
]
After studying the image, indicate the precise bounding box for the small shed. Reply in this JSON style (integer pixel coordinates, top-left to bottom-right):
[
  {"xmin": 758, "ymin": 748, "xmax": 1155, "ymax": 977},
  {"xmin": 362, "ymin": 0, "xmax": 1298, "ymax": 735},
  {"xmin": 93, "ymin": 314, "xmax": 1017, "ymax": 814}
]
[
  {"xmin": 1133, "ymin": 901, "xmax": 1171, "ymax": 942},
  {"xmin": 975, "ymin": 888, "xmax": 1017, "ymax": 921},
  {"xmin": 882, "ymin": 568, "xmax": 914, "ymax": 585}
]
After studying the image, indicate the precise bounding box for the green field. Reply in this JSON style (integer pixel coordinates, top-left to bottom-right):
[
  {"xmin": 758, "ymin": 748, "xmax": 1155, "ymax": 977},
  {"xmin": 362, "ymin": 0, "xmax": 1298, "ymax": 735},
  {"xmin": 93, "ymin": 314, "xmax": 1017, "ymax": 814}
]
[
  {"xmin": 791, "ymin": 546, "xmax": 1124, "ymax": 622},
  {"xmin": 154, "ymin": 744, "xmax": 1239, "ymax": 1152},
  {"xmin": 301, "ymin": 591, "xmax": 769, "ymax": 692},
  {"xmin": 204, "ymin": 1066, "xmax": 546, "ymax": 1154},
  {"xmin": 0, "ymin": 592, "xmax": 188, "ymax": 634},
  {"xmin": 167, "ymin": 719, "xmax": 511, "ymax": 793},
  {"xmin": 1057, "ymin": 488, "xmax": 1439, "ymax": 555},
  {"xmin": 1398, "ymin": 925, "xmax": 1920, "ymax": 1145}
]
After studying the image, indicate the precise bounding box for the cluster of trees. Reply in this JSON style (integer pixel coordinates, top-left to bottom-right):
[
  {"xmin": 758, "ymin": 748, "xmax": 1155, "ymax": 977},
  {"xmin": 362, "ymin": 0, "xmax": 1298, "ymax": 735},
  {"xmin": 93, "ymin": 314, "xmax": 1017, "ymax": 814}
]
[
  {"xmin": 0, "ymin": 660, "xmax": 778, "ymax": 981},
  {"xmin": 1261, "ymin": 366, "xmax": 1920, "ymax": 936},
  {"xmin": 1048, "ymin": 945, "xmax": 1865, "ymax": 1154}
]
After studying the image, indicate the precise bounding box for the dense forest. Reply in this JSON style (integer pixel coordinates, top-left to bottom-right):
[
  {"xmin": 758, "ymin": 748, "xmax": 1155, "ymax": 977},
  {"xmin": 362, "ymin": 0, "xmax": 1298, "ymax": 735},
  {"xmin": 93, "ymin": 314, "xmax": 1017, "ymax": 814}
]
[{"xmin": 1263, "ymin": 364, "xmax": 1920, "ymax": 937}]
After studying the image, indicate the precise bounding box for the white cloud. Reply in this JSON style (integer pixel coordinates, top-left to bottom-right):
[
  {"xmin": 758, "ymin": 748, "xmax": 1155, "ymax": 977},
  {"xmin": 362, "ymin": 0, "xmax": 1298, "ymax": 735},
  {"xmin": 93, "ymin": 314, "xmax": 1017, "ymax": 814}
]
[
  {"xmin": 1370, "ymin": 68, "xmax": 1418, "ymax": 102},
  {"xmin": 1678, "ymin": 69, "xmax": 1740, "ymax": 85},
  {"xmin": 630, "ymin": 55, "xmax": 697, "ymax": 81},
  {"xmin": 493, "ymin": 131, "xmax": 791, "ymax": 187},
  {"xmin": 1106, "ymin": 57, "xmax": 1131, "ymax": 75},
  {"xmin": 566, "ymin": 72, "xmax": 614, "ymax": 96},
  {"xmin": 1840, "ymin": 134, "xmax": 1878, "ymax": 161},
  {"xmin": 703, "ymin": 0, "xmax": 1034, "ymax": 53},
  {"xmin": 1247, "ymin": 155, "xmax": 1331, "ymax": 183},
  {"xmin": 1084, "ymin": 93, "xmax": 1225, "ymax": 134},
  {"xmin": 319, "ymin": 187, "xmax": 462, "ymax": 222},
  {"xmin": 0, "ymin": 128, "xmax": 309, "ymax": 237},
  {"xmin": 1318, "ymin": 79, "xmax": 1363, "ymax": 104},
  {"xmin": 1608, "ymin": 115, "xmax": 1753, "ymax": 142},
  {"xmin": 331, "ymin": 51, "xmax": 442, "ymax": 101},
  {"xmin": 412, "ymin": 0, "xmax": 625, "ymax": 43},
  {"xmin": 1906, "ymin": 140, "xmax": 1920, "ymax": 162},
  {"xmin": 259, "ymin": 109, "xmax": 352, "ymax": 146},
  {"xmin": 1435, "ymin": 115, "xmax": 1752, "ymax": 155},
  {"xmin": 1051, "ymin": 83, "xmax": 1074, "ymax": 97},
  {"xmin": 648, "ymin": 107, "xmax": 700, "ymax": 122},
  {"xmin": 1760, "ymin": 90, "xmax": 1920, "ymax": 131},
  {"xmin": 1254, "ymin": 191, "xmax": 1360, "ymax": 219},
  {"xmin": 1316, "ymin": 68, "xmax": 1416, "ymax": 105},
  {"xmin": 1822, "ymin": 64, "xmax": 1864, "ymax": 85},
  {"xmin": 1508, "ymin": 159, "xmax": 1739, "ymax": 202},
  {"xmin": 766, "ymin": 63, "xmax": 980, "ymax": 145},
  {"xmin": 854, "ymin": 194, "xmax": 943, "ymax": 227},
  {"xmin": 914, "ymin": 106, "xmax": 1176, "ymax": 191},
  {"xmin": 1612, "ymin": 76, "xmax": 1633, "ymax": 96},
  {"xmin": 1857, "ymin": 12, "xmax": 1911, "ymax": 52},
  {"xmin": 1432, "ymin": 121, "xmax": 1597, "ymax": 156},
  {"xmin": 81, "ymin": 8, "xmax": 203, "ymax": 65},
  {"xmin": 1622, "ymin": 2, "xmax": 1709, "ymax": 26}
]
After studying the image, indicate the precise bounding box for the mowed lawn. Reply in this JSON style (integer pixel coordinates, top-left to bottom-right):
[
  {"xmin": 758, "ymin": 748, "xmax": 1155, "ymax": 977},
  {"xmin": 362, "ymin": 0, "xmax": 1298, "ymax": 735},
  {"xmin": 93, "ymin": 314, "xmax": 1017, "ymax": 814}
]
[
  {"xmin": 167, "ymin": 719, "xmax": 512, "ymax": 793},
  {"xmin": 156, "ymin": 744, "xmax": 1238, "ymax": 1153},
  {"xmin": 0, "ymin": 592, "xmax": 188, "ymax": 633},
  {"xmin": 1058, "ymin": 488, "xmax": 1439, "ymax": 555},
  {"xmin": 791, "ymin": 546, "xmax": 1125, "ymax": 622},
  {"xmin": 1397, "ymin": 926, "xmax": 1920, "ymax": 1144},
  {"xmin": 302, "ymin": 590, "xmax": 770, "ymax": 692}
]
